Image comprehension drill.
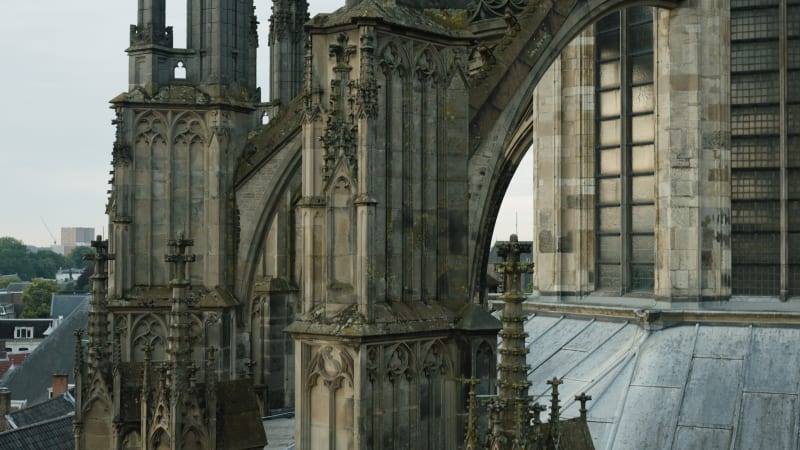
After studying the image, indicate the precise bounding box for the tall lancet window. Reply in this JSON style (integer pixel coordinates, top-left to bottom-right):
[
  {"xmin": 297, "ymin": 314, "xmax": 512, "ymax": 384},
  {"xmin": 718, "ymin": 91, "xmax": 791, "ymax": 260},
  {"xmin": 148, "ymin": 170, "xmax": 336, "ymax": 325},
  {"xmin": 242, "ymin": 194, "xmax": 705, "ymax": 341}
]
[
  {"xmin": 595, "ymin": 7, "xmax": 656, "ymax": 293},
  {"xmin": 731, "ymin": 0, "xmax": 800, "ymax": 297}
]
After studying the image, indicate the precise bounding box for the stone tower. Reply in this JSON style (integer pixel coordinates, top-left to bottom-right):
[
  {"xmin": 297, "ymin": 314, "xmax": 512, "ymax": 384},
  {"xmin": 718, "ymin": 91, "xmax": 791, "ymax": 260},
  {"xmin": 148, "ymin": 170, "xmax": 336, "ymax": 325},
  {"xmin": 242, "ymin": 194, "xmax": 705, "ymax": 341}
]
[
  {"xmin": 286, "ymin": 1, "xmax": 500, "ymax": 448},
  {"xmin": 74, "ymin": 1, "xmax": 265, "ymax": 448}
]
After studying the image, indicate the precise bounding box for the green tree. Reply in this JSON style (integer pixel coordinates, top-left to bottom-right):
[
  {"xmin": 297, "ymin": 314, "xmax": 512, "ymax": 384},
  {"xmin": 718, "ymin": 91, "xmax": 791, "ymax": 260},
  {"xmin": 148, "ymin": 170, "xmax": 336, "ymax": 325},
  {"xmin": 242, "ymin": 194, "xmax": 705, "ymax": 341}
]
[
  {"xmin": 66, "ymin": 246, "xmax": 94, "ymax": 270},
  {"xmin": 21, "ymin": 278, "xmax": 59, "ymax": 318},
  {"xmin": 31, "ymin": 249, "xmax": 66, "ymax": 279},
  {"xmin": 75, "ymin": 266, "xmax": 93, "ymax": 292},
  {"xmin": 0, "ymin": 237, "xmax": 34, "ymax": 280}
]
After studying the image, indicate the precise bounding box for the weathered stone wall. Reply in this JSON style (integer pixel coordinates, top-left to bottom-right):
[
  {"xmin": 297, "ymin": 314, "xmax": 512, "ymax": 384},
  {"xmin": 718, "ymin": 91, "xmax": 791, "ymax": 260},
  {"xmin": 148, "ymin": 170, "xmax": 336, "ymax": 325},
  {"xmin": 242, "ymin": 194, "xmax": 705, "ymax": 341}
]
[
  {"xmin": 654, "ymin": 0, "xmax": 731, "ymax": 301},
  {"xmin": 532, "ymin": 31, "xmax": 595, "ymax": 296},
  {"xmin": 109, "ymin": 106, "xmax": 255, "ymax": 295},
  {"xmin": 528, "ymin": 1, "xmax": 732, "ymax": 301}
]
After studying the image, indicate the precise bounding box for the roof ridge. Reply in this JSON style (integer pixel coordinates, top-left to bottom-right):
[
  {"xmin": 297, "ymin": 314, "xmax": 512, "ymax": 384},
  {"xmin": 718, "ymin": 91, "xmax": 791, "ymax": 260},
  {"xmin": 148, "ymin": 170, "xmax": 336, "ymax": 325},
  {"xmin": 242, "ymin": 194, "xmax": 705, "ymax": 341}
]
[{"xmin": 0, "ymin": 411, "xmax": 74, "ymax": 435}]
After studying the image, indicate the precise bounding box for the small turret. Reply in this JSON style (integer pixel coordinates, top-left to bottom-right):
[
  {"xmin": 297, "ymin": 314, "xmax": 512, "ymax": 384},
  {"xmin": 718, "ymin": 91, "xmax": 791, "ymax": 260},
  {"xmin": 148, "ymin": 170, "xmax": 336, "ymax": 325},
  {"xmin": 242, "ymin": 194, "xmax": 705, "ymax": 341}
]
[
  {"xmin": 126, "ymin": 0, "xmax": 259, "ymax": 98},
  {"xmin": 269, "ymin": 0, "xmax": 309, "ymax": 108}
]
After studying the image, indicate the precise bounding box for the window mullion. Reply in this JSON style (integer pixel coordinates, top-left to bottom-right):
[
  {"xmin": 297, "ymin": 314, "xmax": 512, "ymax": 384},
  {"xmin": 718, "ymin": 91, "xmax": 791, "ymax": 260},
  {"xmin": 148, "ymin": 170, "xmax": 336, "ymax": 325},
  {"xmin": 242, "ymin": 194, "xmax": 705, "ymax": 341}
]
[
  {"xmin": 780, "ymin": 0, "xmax": 788, "ymax": 300},
  {"xmin": 620, "ymin": 10, "xmax": 631, "ymax": 295}
]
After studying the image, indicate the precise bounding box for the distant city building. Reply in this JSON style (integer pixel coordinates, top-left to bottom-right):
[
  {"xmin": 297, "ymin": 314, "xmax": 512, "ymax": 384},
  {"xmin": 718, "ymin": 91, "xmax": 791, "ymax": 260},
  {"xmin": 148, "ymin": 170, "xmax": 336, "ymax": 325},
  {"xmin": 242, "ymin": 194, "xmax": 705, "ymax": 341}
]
[
  {"xmin": 3, "ymin": 283, "xmax": 30, "ymax": 315},
  {"xmin": 59, "ymin": 228, "xmax": 93, "ymax": 255}
]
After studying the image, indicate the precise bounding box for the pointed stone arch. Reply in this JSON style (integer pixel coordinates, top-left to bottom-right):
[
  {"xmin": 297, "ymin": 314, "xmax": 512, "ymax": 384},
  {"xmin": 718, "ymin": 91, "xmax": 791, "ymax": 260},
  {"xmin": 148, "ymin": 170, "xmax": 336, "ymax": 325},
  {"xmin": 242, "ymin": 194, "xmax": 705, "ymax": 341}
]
[
  {"xmin": 120, "ymin": 430, "xmax": 141, "ymax": 450},
  {"xmin": 182, "ymin": 425, "xmax": 209, "ymax": 450},
  {"xmin": 305, "ymin": 345, "xmax": 355, "ymax": 390},
  {"xmin": 81, "ymin": 396, "xmax": 113, "ymax": 450},
  {"xmin": 150, "ymin": 427, "xmax": 171, "ymax": 450},
  {"xmin": 131, "ymin": 314, "xmax": 167, "ymax": 361},
  {"xmin": 134, "ymin": 110, "xmax": 169, "ymax": 147},
  {"xmin": 413, "ymin": 46, "xmax": 443, "ymax": 84},
  {"xmin": 378, "ymin": 40, "xmax": 412, "ymax": 78}
]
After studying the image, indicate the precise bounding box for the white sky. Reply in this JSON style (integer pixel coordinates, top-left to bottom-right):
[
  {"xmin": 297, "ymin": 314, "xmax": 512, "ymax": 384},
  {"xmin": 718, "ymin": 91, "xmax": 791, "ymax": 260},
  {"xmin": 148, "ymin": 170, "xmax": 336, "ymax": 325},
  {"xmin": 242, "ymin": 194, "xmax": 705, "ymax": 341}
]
[{"xmin": 0, "ymin": 1, "xmax": 532, "ymax": 248}]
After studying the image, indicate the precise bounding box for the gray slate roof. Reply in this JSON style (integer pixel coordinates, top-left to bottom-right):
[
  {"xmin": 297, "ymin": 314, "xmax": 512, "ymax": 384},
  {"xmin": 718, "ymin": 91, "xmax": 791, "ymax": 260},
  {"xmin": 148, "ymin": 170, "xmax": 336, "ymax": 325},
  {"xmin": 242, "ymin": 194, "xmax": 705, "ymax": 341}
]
[
  {"xmin": 7, "ymin": 392, "xmax": 74, "ymax": 429},
  {"xmin": 520, "ymin": 313, "xmax": 800, "ymax": 449},
  {"xmin": 3, "ymin": 282, "xmax": 30, "ymax": 293},
  {"xmin": 1, "ymin": 299, "xmax": 88, "ymax": 404},
  {"xmin": 50, "ymin": 294, "xmax": 90, "ymax": 319},
  {"xmin": 0, "ymin": 413, "xmax": 74, "ymax": 449}
]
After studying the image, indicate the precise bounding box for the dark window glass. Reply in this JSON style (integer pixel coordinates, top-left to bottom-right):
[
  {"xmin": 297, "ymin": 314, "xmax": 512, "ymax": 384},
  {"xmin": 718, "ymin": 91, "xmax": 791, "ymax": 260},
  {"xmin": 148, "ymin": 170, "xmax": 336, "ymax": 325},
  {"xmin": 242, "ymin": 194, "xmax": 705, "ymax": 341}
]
[
  {"xmin": 597, "ymin": 30, "xmax": 621, "ymax": 60},
  {"xmin": 595, "ymin": 7, "xmax": 655, "ymax": 293}
]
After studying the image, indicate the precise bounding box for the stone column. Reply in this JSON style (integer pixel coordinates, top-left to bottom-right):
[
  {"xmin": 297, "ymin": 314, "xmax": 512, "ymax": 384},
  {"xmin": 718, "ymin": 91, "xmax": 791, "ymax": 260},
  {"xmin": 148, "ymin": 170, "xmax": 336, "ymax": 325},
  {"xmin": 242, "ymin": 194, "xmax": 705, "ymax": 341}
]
[
  {"xmin": 532, "ymin": 31, "xmax": 595, "ymax": 296},
  {"xmin": 654, "ymin": 1, "xmax": 731, "ymax": 301}
]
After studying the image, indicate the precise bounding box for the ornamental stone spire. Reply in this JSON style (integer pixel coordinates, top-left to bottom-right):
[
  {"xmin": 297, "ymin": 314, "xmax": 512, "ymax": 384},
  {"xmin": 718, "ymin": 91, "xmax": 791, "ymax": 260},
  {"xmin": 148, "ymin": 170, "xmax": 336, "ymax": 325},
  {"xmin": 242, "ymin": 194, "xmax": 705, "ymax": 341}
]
[
  {"xmin": 84, "ymin": 236, "xmax": 113, "ymax": 369},
  {"xmin": 492, "ymin": 234, "xmax": 533, "ymax": 442}
]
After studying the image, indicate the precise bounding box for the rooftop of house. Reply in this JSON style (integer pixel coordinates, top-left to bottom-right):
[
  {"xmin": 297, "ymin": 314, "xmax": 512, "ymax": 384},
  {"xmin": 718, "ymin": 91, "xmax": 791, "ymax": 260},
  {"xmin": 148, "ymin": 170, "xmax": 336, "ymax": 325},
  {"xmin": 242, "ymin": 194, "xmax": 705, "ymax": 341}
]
[
  {"xmin": 50, "ymin": 294, "xmax": 90, "ymax": 320},
  {"xmin": 1, "ymin": 298, "xmax": 88, "ymax": 404},
  {"xmin": 6, "ymin": 391, "xmax": 74, "ymax": 429},
  {"xmin": 0, "ymin": 413, "xmax": 73, "ymax": 449},
  {"xmin": 3, "ymin": 283, "xmax": 30, "ymax": 294},
  {"xmin": 0, "ymin": 320, "xmax": 52, "ymax": 340}
]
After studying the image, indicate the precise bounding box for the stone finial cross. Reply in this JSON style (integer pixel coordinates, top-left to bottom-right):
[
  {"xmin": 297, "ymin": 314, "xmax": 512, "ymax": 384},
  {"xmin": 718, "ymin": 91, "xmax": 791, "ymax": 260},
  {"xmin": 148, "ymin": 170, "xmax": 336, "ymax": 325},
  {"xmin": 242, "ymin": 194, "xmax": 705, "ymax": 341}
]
[
  {"xmin": 575, "ymin": 392, "xmax": 592, "ymax": 420},
  {"xmin": 531, "ymin": 402, "xmax": 546, "ymax": 425},
  {"xmin": 547, "ymin": 377, "xmax": 563, "ymax": 422},
  {"xmin": 494, "ymin": 234, "xmax": 533, "ymax": 295},
  {"xmin": 329, "ymin": 32, "xmax": 356, "ymax": 67},
  {"xmin": 84, "ymin": 235, "xmax": 114, "ymax": 270}
]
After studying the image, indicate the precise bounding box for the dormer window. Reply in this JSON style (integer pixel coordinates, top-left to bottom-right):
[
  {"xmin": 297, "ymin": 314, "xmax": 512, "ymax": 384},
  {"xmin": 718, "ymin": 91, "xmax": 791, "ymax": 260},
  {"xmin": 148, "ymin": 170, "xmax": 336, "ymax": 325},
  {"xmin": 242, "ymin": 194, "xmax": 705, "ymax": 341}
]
[{"xmin": 14, "ymin": 327, "xmax": 33, "ymax": 339}]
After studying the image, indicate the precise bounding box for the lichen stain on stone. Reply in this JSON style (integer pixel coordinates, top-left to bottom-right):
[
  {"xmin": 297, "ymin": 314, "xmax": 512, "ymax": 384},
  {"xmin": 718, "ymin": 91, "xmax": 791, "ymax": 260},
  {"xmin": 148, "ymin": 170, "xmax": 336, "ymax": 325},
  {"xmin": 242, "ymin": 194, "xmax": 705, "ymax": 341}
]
[{"xmin": 422, "ymin": 9, "xmax": 468, "ymax": 29}]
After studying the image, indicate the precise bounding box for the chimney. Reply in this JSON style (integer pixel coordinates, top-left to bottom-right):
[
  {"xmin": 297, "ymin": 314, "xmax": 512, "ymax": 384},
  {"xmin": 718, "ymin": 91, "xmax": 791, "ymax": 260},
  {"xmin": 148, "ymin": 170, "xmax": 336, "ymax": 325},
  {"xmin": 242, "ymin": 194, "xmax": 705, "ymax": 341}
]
[
  {"xmin": 52, "ymin": 373, "xmax": 68, "ymax": 398},
  {"xmin": 0, "ymin": 388, "xmax": 10, "ymax": 416}
]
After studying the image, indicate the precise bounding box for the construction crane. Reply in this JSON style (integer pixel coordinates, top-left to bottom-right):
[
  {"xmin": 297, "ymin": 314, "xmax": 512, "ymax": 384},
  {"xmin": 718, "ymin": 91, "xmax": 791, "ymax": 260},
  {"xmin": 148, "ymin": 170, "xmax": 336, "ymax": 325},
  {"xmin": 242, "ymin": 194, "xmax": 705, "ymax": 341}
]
[{"xmin": 40, "ymin": 217, "xmax": 57, "ymax": 245}]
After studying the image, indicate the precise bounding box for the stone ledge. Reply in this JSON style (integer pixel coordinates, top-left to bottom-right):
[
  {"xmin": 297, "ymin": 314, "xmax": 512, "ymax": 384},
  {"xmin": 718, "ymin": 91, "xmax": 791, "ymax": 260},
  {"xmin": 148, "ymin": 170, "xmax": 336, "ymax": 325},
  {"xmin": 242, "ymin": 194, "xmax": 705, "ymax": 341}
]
[{"xmin": 514, "ymin": 299, "xmax": 800, "ymax": 327}]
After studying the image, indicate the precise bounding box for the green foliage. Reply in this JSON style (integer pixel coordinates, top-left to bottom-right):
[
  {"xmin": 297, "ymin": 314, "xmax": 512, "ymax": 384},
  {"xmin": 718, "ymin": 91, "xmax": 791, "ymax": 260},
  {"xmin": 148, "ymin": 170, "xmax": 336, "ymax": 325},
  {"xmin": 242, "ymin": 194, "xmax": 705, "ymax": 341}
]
[
  {"xmin": 0, "ymin": 237, "xmax": 34, "ymax": 280},
  {"xmin": 0, "ymin": 237, "xmax": 69, "ymax": 280},
  {"xmin": 75, "ymin": 266, "xmax": 93, "ymax": 292},
  {"xmin": 31, "ymin": 249, "xmax": 65, "ymax": 279},
  {"xmin": 66, "ymin": 246, "xmax": 94, "ymax": 270},
  {"xmin": 21, "ymin": 278, "xmax": 59, "ymax": 318},
  {"xmin": 0, "ymin": 276, "xmax": 21, "ymax": 289}
]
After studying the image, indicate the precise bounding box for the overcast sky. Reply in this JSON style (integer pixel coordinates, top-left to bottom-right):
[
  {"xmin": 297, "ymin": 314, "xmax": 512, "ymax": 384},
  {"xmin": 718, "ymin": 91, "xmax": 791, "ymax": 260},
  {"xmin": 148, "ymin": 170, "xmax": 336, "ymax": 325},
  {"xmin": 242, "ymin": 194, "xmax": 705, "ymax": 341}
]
[{"xmin": 0, "ymin": 1, "xmax": 531, "ymax": 249}]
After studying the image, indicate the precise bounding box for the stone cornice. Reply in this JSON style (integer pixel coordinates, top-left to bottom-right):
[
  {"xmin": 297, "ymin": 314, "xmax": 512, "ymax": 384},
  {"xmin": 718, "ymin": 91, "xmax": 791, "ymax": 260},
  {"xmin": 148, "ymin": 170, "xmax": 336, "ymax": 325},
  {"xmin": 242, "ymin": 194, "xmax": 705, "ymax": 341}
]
[{"xmin": 514, "ymin": 299, "xmax": 800, "ymax": 328}]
